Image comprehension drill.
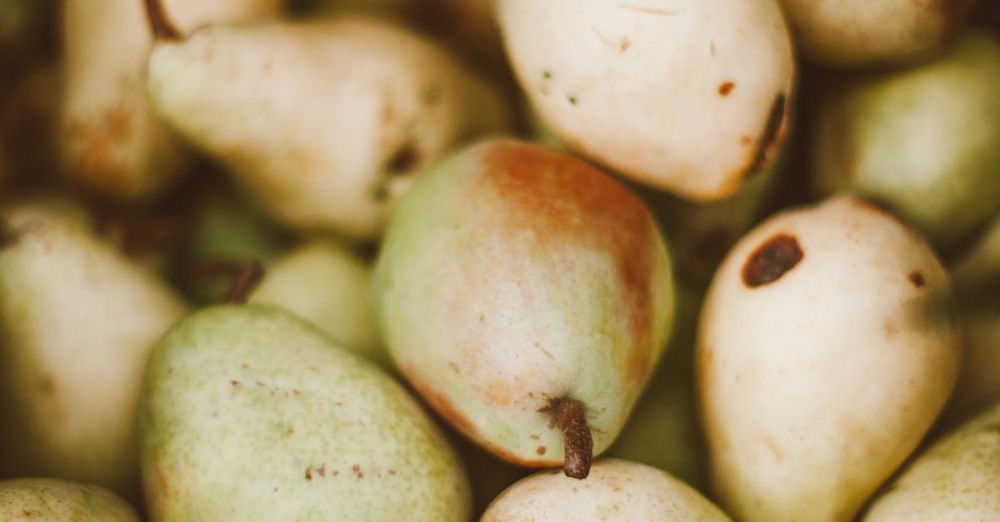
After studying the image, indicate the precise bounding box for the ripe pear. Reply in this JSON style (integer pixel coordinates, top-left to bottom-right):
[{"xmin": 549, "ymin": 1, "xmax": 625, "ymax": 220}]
[
  {"xmin": 0, "ymin": 207, "xmax": 188, "ymax": 499},
  {"xmin": 146, "ymin": 12, "xmax": 511, "ymax": 240},
  {"xmin": 943, "ymin": 214, "xmax": 1000, "ymax": 422},
  {"xmin": 778, "ymin": 0, "xmax": 977, "ymax": 68},
  {"xmin": 59, "ymin": 0, "xmax": 281, "ymax": 201},
  {"xmin": 698, "ymin": 195, "xmax": 962, "ymax": 522},
  {"xmin": 607, "ymin": 285, "xmax": 706, "ymax": 489},
  {"xmin": 495, "ymin": 0, "xmax": 795, "ymax": 202},
  {"xmin": 0, "ymin": 478, "xmax": 139, "ymax": 521},
  {"xmin": 811, "ymin": 30, "xmax": 1000, "ymax": 251},
  {"xmin": 863, "ymin": 400, "xmax": 1000, "ymax": 521},
  {"xmin": 249, "ymin": 240, "xmax": 385, "ymax": 366},
  {"xmin": 481, "ymin": 459, "xmax": 732, "ymax": 521},
  {"xmin": 373, "ymin": 139, "xmax": 675, "ymax": 478},
  {"xmin": 139, "ymin": 305, "xmax": 470, "ymax": 521}
]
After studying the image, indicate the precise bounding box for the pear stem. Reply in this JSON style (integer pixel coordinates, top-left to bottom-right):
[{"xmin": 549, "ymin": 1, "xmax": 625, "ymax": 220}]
[
  {"xmin": 144, "ymin": 0, "xmax": 183, "ymax": 41},
  {"xmin": 225, "ymin": 261, "xmax": 265, "ymax": 304},
  {"xmin": 553, "ymin": 397, "xmax": 592, "ymax": 480}
]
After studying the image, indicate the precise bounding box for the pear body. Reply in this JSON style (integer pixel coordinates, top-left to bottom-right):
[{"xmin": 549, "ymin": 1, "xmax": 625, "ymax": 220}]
[
  {"xmin": 481, "ymin": 459, "xmax": 731, "ymax": 521},
  {"xmin": 864, "ymin": 402, "xmax": 1000, "ymax": 521},
  {"xmin": 496, "ymin": 0, "xmax": 794, "ymax": 201},
  {"xmin": 0, "ymin": 208, "xmax": 187, "ymax": 498},
  {"xmin": 147, "ymin": 16, "xmax": 510, "ymax": 239},
  {"xmin": 811, "ymin": 30, "xmax": 1000, "ymax": 250},
  {"xmin": 698, "ymin": 196, "xmax": 961, "ymax": 521},
  {"xmin": 59, "ymin": 0, "xmax": 281, "ymax": 200},
  {"xmin": 249, "ymin": 240, "xmax": 384, "ymax": 366},
  {"xmin": 374, "ymin": 139, "xmax": 675, "ymax": 469},
  {"xmin": 0, "ymin": 478, "xmax": 139, "ymax": 521},
  {"xmin": 140, "ymin": 305, "xmax": 470, "ymax": 521}
]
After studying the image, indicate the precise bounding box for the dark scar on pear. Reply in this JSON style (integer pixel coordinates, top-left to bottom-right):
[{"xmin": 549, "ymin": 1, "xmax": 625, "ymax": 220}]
[{"xmin": 742, "ymin": 234, "xmax": 803, "ymax": 288}]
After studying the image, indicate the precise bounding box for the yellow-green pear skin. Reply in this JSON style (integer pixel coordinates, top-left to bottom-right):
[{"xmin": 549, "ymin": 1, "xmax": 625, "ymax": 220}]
[
  {"xmin": 139, "ymin": 305, "xmax": 470, "ymax": 521},
  {"xmin": 249, "ymin": 240, "xmax": 385, "ymax": 367},
  {"xmin": 59, "ymin": 0, "xmax": 281, "ymax": 200},
  {"xmin": 481, "ymin": 459, "xmax": 732, "ymax": 521},
  {"xmin": 0, "ymin": 478, "xmax": 140, "ymax": 521},
  {"xmin": 863, "ymin": 401, "xmax": 1000, "ymax": 521},
  {"xmin": 0, "ymin": 208, "xmax": 187, "ymax": 499},
  {"xmin": 374, "ymin": 139, "xmax": 675, "ymax": 472},
  {"xmin": 146, "ymin": 15, "xmax": 511, "ymax": 240},
  {"xmin": 811, "ymin": 30, "xmax": 1000, "ymax": 250},
  {"xmin": 698, "ymin": 196, "xmax": 961, "ymax": 522}
]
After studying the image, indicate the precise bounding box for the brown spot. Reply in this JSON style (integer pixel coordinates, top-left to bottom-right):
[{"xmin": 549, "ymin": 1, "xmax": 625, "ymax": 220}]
[
  {"xmin": 304, "ymin": 468, "xmax": 312, "ymax": 481},
  {"xmin": 762, "ymin": 436, "xmax": 784, "ymax": 460},
  {"xmin": 536, "ymin": 446, "xmax": 547, "ymax": 455},
  {"xmin": 479, "ymin": 141, "xmax": 659, "ymax": 388},
  {"xmin": 448, "ymin": 362, "xmax": 461, "ymax": 374},
  {"xmin": 387, "ymin": 143, "xmax": 419, "ymax": 174},
  {"xmin": 540, "ymin": 348, "xmax": 556, "ymax": 361},
  {"xmin": 317, "ymin": 464, "xmax": 326, "ymax": 477},
  {"xmin": 530, "ymin": 433, "xmax": 541, "ymax": 440},
  {"xmin": 741, "ymin": 234, "xmax": 804, "ymax": 288},
  {"xmin": 618, "ymin": 38, "xmax": 631, "ymax": 52},
  {"xmin": 381, "ymin": 102, "xmax": 395, "ymax": 125},
  {"xmin": 35, "ymin": 375, "xmax": 55, "ymax": 395},
  {"xmin": 352, "ymin": 464, "xmax": 364, "ymax": 479},
  {"xmin": 883, "ymin": 320, "xmax": 899, "ymax": 337},
  {"xmin": 230, "ymin": 380, "xmax": 240, "ymax": 387},
  {"xmin": 740, "ymin": 135, "xmax": 753, "ymax": 145},
  {"xmin": 908, "ymin": 271, "xmax": 925, "ymax": 288},
  {"xmin": 742, "ymin": 92, "xmax": 787, "ymax": 178},
  {"xmin": 568, "ymin": 96, "xmax": 578, "ymax": 105},
  {"xmin": 718, "ymin": 82, "xmax": 735, "ymax": 96}
]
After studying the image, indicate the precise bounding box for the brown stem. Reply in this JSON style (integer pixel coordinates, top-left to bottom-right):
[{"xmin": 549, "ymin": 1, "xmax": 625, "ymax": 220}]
[
  {"xmin": 144, "ymin": 0, "xmax": 183, "ymax": 41},
  {"xmin": 553, "ymin": 397, "xmax": 592, "ymax": 480},
  {"xmin": 225, "ymin": 261, "xmax": 264, "ymax": 304}
]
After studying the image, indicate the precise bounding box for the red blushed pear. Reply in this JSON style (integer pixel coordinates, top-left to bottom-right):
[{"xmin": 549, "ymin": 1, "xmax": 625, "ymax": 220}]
[{"xmin": 373, "ymin": 139, "xmax": 676, "ymax": 479}]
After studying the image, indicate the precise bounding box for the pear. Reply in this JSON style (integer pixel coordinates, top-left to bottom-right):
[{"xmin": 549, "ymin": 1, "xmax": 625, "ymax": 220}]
[
  {"xmin": 139, "ymin": 304, "xmax": 470, "ymax": 521},
  {"xmin": 607, "ymin": 285, "xmax": 706, "ymax": 489},
  {"xmin": 59, "ymin": 0, "xmax": 281, "ymax": 201},
  {"xmin": 2, "ymin": 65, "xmax": 61, "ymax": 181},
  {"xmin": 145, "ymin": 11, "xmax": 511, "ymax": 240},
  {"xmin": 778, "ymin": 0, "xmax": 977, "ymax": 68},
  {"xmin": 373, "ymin": 139, "xmax": 675, "ymax": 478},
  {"xmin": 863, "ymin": 400, "xmax": 1000, "ymax": 521},
  {"xmin": 0, "ymin": 478, "xmax": 139, "ymax": 521},
  {"xmin": 0, "ymin": 207, "xmax": 188, "ymax": 499},
  {"xmin": 495, "ymin": 0, "xmax": 795, "ymax": 202},
  {"xmin": 811, "ymin": 30, "xmax": 1000, "ymax": 251},
  {"xmin": 943, "ymin": 214, "xmax": 1000, "ymax": 422},
  {"xmin": 697, "ymin": 195, "xmax": 962, "ymax": 521},
  {"xmin": 249, "ymin": 240, "xmax": 385, "ymax": 366},
  {"xmin": 481, "ymin": 459, "xmax": 732, "ymax": 521}
]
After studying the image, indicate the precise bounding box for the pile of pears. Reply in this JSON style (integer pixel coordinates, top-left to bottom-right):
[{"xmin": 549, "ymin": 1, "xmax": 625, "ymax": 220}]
[{"xmin": 1, "ymin": 0, "xmax": 998, "ymax": 520}]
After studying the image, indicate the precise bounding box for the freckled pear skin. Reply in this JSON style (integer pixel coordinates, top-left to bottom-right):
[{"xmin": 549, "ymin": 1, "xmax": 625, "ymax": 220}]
[
  {"xmin": 139, "ymin": 305, "xmax": 470, "ymax": 521},
  {"xmin": 0, "ymin": 479, "xmax": 140, "ymax": 521},
  {"xmin": 698, "ymin": 196, "xmax": 961, "ymax": 522},
  {"xmin": 373, "ymin": 139, "xmax": 675, "ymax": 475}
]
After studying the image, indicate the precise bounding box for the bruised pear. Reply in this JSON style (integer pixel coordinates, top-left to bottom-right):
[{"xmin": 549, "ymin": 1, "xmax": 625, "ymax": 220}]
[
  {"xmin": 146, "ymin": 10, "xmax": 511, "ymax": 240},
  {"xmin": 496, "ymin": 0, "xmax": 795, "ymax": 201},
  {"xmin": 0, "ymin": 479, "xmax": 139, "ymax": 521},
  {"xmin": 59, "ymin": 0, "xmax": 281, "ymax": 200},
  {"xmin": 779, "ymin": 0, "xmax": 978, "ymax": 68},
  {"xmin": 698, "ymin": 196, "xmax": 961, "ymax": 521},
  {"xmin": 374, "ymin": 139, "xmax": 675, "ymax": 478},
  {"xmin": 481, "ymin": 459, "xmax": 731, "ymax": 522},
  {"xmin": 863, "ymin": 401, "xmax": 1000, "ymax": 521},
  {"xmin": 811, "ymin": 30, "xmax": 1000, "ymax": 250}
]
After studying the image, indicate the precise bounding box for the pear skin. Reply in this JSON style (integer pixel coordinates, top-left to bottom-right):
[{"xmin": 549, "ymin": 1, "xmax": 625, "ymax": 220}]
[{"xmin": 0, "ymin": 478, "xmax": 139, "ymax": 521}]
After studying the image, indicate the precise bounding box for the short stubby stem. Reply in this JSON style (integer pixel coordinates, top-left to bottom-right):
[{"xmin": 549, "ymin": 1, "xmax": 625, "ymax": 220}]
[
  {"xmin": 144, "ymin": 0, "xmax": 183, "ymax": 41},
  {"xmin": 552, "ymin": 397, "xmax": 593, "ymax": 480}
]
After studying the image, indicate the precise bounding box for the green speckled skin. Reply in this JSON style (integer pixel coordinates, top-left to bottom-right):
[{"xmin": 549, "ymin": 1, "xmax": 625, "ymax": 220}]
[
  {"xmin": 0, "ymin": 479, "xmax": 139, "ymax": 521},
  {"xmin": 812, "ymin": 30, "xmax": 1000, "ymax": 250},
  {"xmin": 373, "ymin": 139, "xmax": 675, "ymax": 468},
  {"xmin": 863, "ymin": 402, "xmax": 1000, "ymax": 521},
  {"xmin": 139, "ymin": 305, "xmax": 470, "ymax": 521}
]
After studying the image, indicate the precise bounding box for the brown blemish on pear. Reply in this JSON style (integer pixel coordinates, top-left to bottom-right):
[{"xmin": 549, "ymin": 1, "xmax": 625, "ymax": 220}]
[{"xmin": 741, "ymin": 234, "xmax": 804, "ymax": 288}]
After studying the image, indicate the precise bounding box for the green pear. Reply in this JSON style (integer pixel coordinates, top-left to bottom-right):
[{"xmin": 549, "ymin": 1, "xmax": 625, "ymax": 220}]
[
  {"xmin": 863, "ymin": 401, "xmax": 1000, "ymax": 521},
  {"xmin": 778, "ymin": 0, "xmax": 977, "ymax": 68},
  {"xmin": 145, "ymin": 11, "xmax": 511, "ymax": 240},
  {"xmin": 496, "ymin": 0, "xmax": 795, "ymax": 202},
  {"xmin": 249, "ymin": 240, "xmax": 385, "ymax": 366},
  {"xmin": 943, "ymin": 214, "xmax": 1000, "ymax": 422},
  {"xmin": 59, "ymin": 0, "xmax": 281, "ymax": 200},
  {"xmin": 374, "ymin": 139, "xmax": 675, "ymax": 478},
  {"xmin": 481, "ymin": 459, "xmax": 732, "ymax": 521},
  {"xmin": 0, "ymin": 207, "xmax": 188, "ymax": 499},
  {"xmin": 607, "ymin": 285, "xmax": 705, "ymax": 489},
  {"xmin": 0, "ymin": 478, "xmax": 139, "ymax": 521},
  {"xmin": 140, "ymin": 304, "xmax": 470, "ymax": 521},
  {"xmin": 811, "ymin": 30, "xmax": 1000, "ymax": 251},
  {"xmin": 698, "ymin": 195, "xmax": 962, "ymax": 521}
]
